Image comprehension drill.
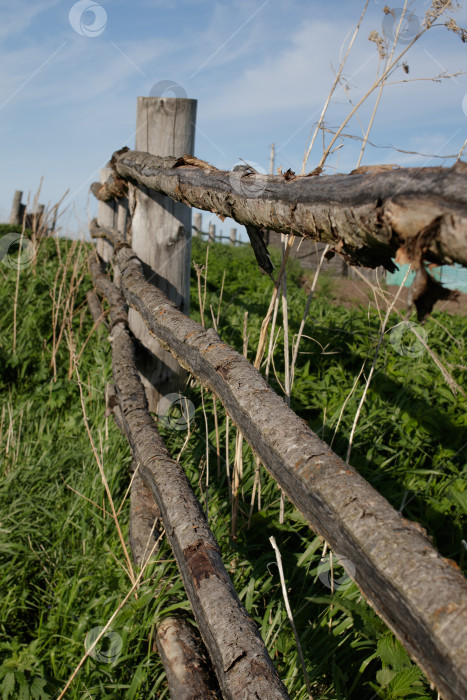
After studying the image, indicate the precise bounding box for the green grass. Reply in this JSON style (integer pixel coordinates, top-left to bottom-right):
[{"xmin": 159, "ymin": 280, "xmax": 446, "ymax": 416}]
[{"xmin": 0, "ymin": 230, "xmax": 465, "ymax": 698}]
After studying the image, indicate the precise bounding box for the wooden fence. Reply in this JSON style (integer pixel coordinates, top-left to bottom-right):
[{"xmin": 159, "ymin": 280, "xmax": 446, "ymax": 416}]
[
  {"xmin": 87, "ymin": 96, "xmax": 467, "ymax": 700},
  {"xmin": 8, "ymin": 189, "xmax": 55, "ymax": 233}
]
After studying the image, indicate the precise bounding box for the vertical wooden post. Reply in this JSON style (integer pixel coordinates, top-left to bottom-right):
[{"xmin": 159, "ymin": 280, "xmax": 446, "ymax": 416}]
[
  {"xmin": 208, "ymin": 223, "xmax": 216, "ymax": 243},
  {"xmin": 269, "ymin": 143, "xmax": 275, "ymax": 175},
  {"xmin": 34, "ymin": 204, "xmax": 45, "ymax": 231},
  {"xmin": 193, "ymin": 211, "xmax": 202, "ymax": 236},
  {"xmin": 230, "ymin": 228, "xmax": 237, "ymax": 246},
  {"xmin": 129, "ymin": 96, "xmax": 197, "ymax": 412},
  {"xmin": 9, "ymin": 191, "xmax": 23, "ymax": 226},
  {"xmin": 97, "ymin": 168, "xmax": 117, "ymax": 263}
]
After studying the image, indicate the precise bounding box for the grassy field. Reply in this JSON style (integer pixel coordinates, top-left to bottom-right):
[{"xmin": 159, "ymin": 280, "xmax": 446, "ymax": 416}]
[{"xmin": 0, "ymin": 228, "xmax": 466, "ymax": 698}]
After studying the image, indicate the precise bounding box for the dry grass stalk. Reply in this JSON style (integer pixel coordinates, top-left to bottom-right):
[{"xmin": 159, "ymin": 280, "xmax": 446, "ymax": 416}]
[
  {"xmin": 212, "ymin": 396, "xmax": 221, "ymax": 478},
  {"xmin": 317, "ymin": 0, "xmax": 459, "ymax": 169},
  {"xmin": 270, "ymin": 536, "xmax": 314, "ymax": 699},
  {"xmin": 290, "ymin": 243, "xmax": 330, "ymax": 392},
  {"xmin": 346, "ymin": 266, "xmax": 412, "ymax": 464},
  {"xmin": 301, "ymin": 0, "xmax": 371, "ymax": 173},
  {"xmin": 231, "ymin": 311, "xmax": 249, "ymax": 539},
  {"xmin": 349, "ymin": 263, "xmax": 466, "ymax": 397},
  {"xmin": 57, "ymin": 530, "xmax": 165, "ymax": 699},
  {"xmin": 254, "ymin": 235, "xmax": 295, "ymax": 370},
  {"xmin": 66, "ymin": 325, "xmax": 136, "ymax": 589},
  {"xmin": 201, "ymin": 387, "xmax": 210, "ymax": 521}
]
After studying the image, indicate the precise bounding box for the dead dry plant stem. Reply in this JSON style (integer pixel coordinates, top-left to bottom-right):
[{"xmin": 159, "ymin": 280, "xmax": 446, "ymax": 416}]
[
  {"xmin": 265, "ymin": 292, "xmax": 281, "ymax": 382},
  {"xmin": 318, "ymin": 2, "xmax": 450, "ymax": 169},
  {"xmin": 212, "ymin": 396, "xmax": 221, "ymax": 478},
  {"xmin": 301, "ymin": 0, "xmax": 370, "ymax": 173},
  {"xmin": 201, "ymin": 387, "xmax": 210, "ymax": 520},
  {"xmin": 57, "ymin": 531, "xmax": 164, "ymax": 700},
  {"xmin": 13, "ymin": 220, "xmax": 27, "ymax": 353},
  {"xmin": 346, "ymin": 265, "xmax": 412, "ymax": 464},
  {"xmin": 330, "ymin": 361, "xmax": 366, "ymax": 448},
  {"xmin": 217, "ymin": 269, "xmax": 226, "ymax": 327},
  {"xmin": 255, "ymin": 235, "xmax": 295, "ymax": 370},
  {"xmin": 280, "ymin": 234, "xmax": 291, "ymax": 524},
  {"xmin": 231, "ymin": 312, "xmax": 249, "ymax": 539},
  {"xmin": 290, "ymin": 244, "xmax": 330, "ymax": 391},
  {"xmin": 66, "ymin": 325, "xmax": 136, "ymax": 589},
  {"xmin": 270, "ymin": 536, "xmax": 314, "ymax": 699},
  {"xmin": 356, "ymin": 0, "xmax": 409, "ymax": 167}
]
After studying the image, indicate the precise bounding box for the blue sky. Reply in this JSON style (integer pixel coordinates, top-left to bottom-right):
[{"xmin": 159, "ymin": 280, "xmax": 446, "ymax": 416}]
[{"xmin": 1, "ymin": 0, "xmax": 466, "ymax": 240}]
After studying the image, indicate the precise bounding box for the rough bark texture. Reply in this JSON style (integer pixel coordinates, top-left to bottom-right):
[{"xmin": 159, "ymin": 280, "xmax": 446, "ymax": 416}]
[
  {"xmin": 96, "ymin": 168, "xmax": 118, "ymax": 263},
  {"xmin": 88, "ymin": 252, "xmax": 289, "ymax": 700},
  {"xmin": 85, "ymin": 289, "xmax": 106, "ymax": 327},
  {"xmin": 90, "ymin": 175, "xmax": 128, "ymax": 202},
  {"xmin": 110, "ymin": 150, "xmax": 467, "ymax": 271},
  {"xmin": 129, "ymin": 470, "xmax": 162, "ymax": 568},
  {"xmin": 155, "ymin": 617, "xmax": 219, "ymax": 700},
  {"xmin": 90, "ymin": 224, "xmax": 467, "ymax": 700}
]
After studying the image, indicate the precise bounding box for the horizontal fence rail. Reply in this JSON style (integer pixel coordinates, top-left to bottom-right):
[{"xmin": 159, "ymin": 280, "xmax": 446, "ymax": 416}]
[
  {"xmin": 90, "ymin": 218, "xmax": 467, "ymax": 700},
  {"xmin": 88, "ymin": 251, "xmax": 289, "ymax": 700},
  {"xmin": 107, "ymin": 149, "xmax": 467, "ymax": 273}
]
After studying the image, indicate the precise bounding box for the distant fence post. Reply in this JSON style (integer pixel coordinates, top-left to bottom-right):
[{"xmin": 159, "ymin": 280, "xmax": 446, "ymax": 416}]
[
  {"xmin": 230, "ymin": 228, "xmax": 237, "ymax": 246},
  {"xmin": 193, "ymin": 211, "xmax": 202, "ymax": 236},
  {"xmin": 129, "ymin": 95, "xmax": 197, "ymax": 412},
  {"xmin": 34, "ymin": 204, "xmax": 45, "ymax": 230},
  {"xmin": 9, "ymin": 190, "xmax": 24, "ymax": 226},
  {"xmin": 208, "ymin": 223, "xmax": 215, "ymax": 243},
  {"xmin": 96, "ymin": 168, "xmax": 117, "ymax": 263}
]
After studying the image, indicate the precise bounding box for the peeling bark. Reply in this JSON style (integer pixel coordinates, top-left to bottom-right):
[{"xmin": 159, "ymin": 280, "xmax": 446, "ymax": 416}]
[
  {"xmin": 109, "ymin": 150, "xmax": 467, "ymax": 271},
  {"xmin": 155, "ymin": 617, "xmax": 219, "ymax": 699},
  {"xmin": 88, "ymin": 252, "xmax": 290, "ymax": 700},
  {"xmin": 90, "ymin": 175, "xmax": 128, "ymax": 202},
  {"xmin": 90, "ymin": 224, "xmax": 467, "ymax": 700}
]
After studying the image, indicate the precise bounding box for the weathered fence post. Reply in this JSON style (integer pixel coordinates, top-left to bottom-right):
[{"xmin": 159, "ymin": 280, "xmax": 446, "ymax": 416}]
[
  {"xmin": 34, "ymin": 204, "xmax": 45, "ymax": 230},
  {"xmin": 208, "ymin": 223, "xmax": 216, "ymax": 243},
  {"xmin": 129, "ymin": 95, "xmax": 197, "ymax": 412},
  {"xmin": 193, "ymin": 211, "xmax": 202, "ymax": 236},
  {"xmin": 96, "ymin": 168, "xmax": 117, "ymax": 263},
  {"xmin": 230, "ymin": 228, "xmax": 237, "ymax": 246},
  {"xmin": 9, "ymin": 190, "xmax": 24, "ymax": 226}
]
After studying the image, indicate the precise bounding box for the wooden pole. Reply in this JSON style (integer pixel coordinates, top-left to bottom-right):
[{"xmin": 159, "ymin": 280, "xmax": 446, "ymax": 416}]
[
  {"xmin": 208, "ymin": 223, "xmax": 215, "ymax": 243},
  {"xmin": 96, "ymin": 168, "xmax": 117, "ymax": 263},
  {"xmin": 193, "ymin": 211, "xmax": 202, "ymax": 235},
  {"xmin": 129, "ymin": 96, "xmax": 197, "ymax": 412},
  {"xmin": 269, "ymin": 143, "xmax": 275, "ymax": 175},
  {"xmin": 230, "ymin": 228, "xmax": 237, "ymax": 246},
  {"xmin": 9, "ymin": 190, "xmax": 23, "ymax": 226}
]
